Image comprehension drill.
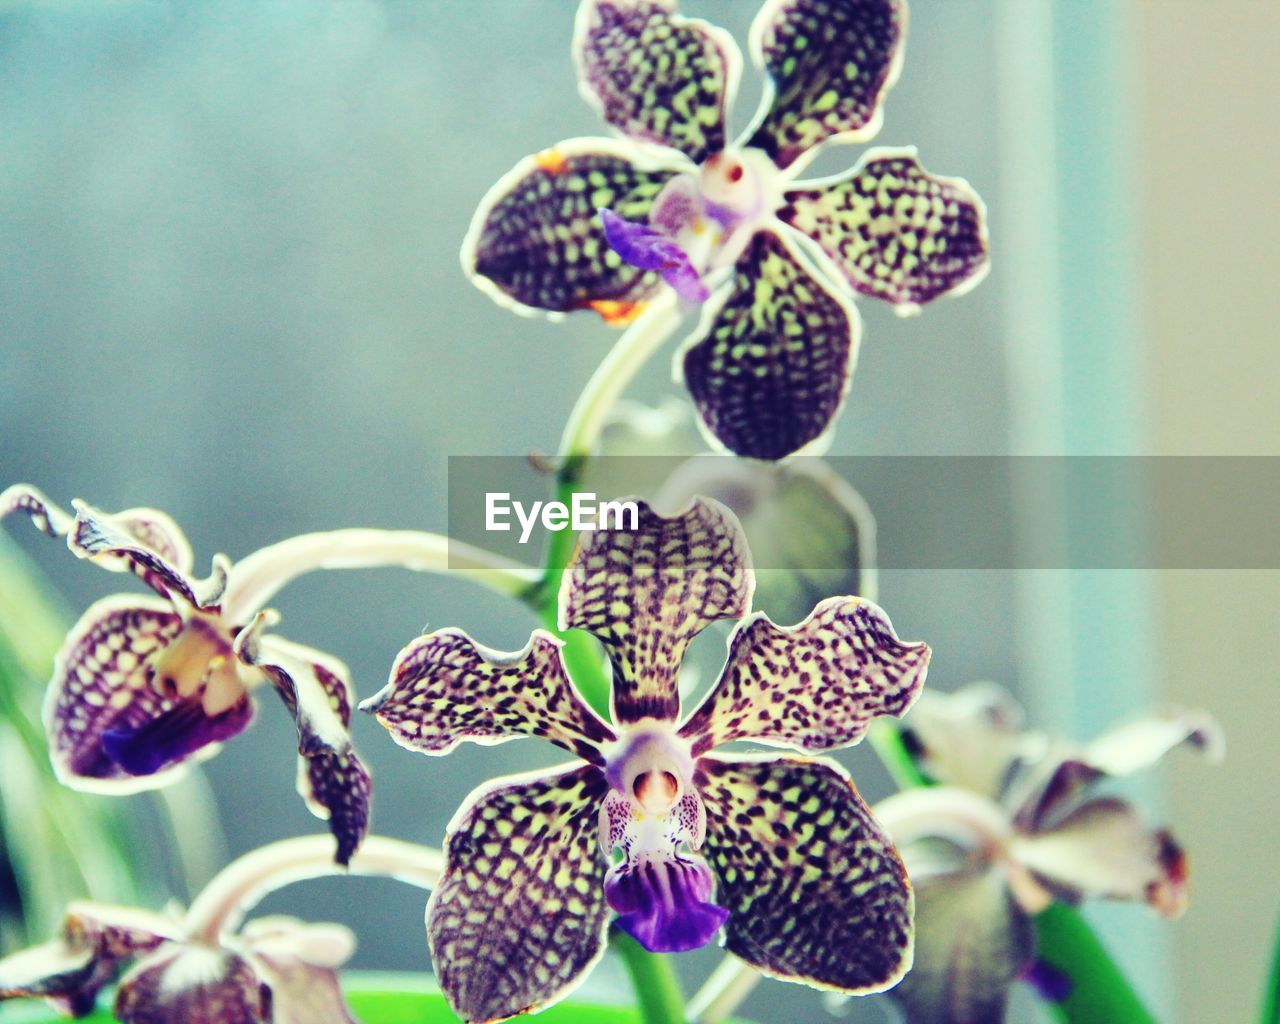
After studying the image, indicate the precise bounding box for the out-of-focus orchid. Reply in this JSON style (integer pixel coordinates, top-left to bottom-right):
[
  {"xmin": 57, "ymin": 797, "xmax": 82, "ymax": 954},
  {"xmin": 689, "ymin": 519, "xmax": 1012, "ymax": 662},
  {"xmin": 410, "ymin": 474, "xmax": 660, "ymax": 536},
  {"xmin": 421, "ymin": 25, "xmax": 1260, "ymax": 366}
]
[
  {"xmin": 0, "ymin": 835, "xmax": 441, "ymax": 1023},
  {"xmin": 464, "ymin": 0, "xmax": 989, "ymax": 459},
  {"xmin": 876, "ymin": 683, "xmax": 1223, "ymax": 1024},
  {"xmin": 0, "ymin": 484, "xmax": 535, "ymax": 865},
  {"xmin": 364, "ymin": 497, "xmax": 930, "ymax": 1023}
]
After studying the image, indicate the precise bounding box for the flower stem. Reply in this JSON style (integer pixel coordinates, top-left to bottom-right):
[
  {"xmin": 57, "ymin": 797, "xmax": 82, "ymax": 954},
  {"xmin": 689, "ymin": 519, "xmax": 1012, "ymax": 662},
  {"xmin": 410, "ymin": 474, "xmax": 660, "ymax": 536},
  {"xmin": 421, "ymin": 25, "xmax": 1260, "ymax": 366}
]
[
  {"xmin": 184, "ymin": 835, "xmax": 443, "ymax": 944},
  {"xmin": 687, "ymin": 955, "xmax": 759, "ymax": 1024},
  {"xmin": 1262, "ymin": 905, "xmax": 1280, "ymax": 1024},
  {"xmin": 613, "ymin": 933, "xmax": 687, "ymax": 1024},
  {"xmin": 223, "ymin": 528, "xmax": 538, "ymax": 622}
]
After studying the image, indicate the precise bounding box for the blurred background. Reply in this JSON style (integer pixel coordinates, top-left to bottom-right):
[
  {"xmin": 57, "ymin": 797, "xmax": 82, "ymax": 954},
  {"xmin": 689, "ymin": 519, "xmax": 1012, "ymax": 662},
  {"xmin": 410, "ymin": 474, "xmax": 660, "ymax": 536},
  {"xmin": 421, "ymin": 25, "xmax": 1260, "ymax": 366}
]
[{"xmin": 0, "ymin": 1, "xmax": 1275, "ymax": 1021}]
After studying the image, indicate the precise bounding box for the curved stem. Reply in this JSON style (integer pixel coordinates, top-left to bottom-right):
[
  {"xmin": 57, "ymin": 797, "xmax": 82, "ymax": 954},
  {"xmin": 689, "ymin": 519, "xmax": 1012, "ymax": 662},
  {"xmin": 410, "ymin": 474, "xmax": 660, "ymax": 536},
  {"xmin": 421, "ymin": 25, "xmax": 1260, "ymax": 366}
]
[
  {"xmin": 223, "ymin": 529, "xmax": 538, "ymax": 622},
  {"xmin": 613, "ymin": 933, "xmax": 687, "ymax": 1024},
  {"xmin": 688, "ymin": 955, "xmax": 759, "ymax": 1024},
  {"xmin": 184, "ymin": 835, "xmax": 443, "ymax": 944}
]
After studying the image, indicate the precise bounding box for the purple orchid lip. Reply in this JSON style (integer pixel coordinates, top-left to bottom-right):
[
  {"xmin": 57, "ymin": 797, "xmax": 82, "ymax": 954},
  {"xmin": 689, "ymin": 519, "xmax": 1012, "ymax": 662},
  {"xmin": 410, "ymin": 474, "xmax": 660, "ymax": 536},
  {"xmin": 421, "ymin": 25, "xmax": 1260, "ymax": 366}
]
[
  {"xmin": 604, "ymin": 853, "xmax": 728, "ymax": 954},
  {"xmin": 599, "ymin": 208, "xmax": 710, "ymax": 303},
  {"xmin": 101, "ymin": 698, "xmax": 252, "ymax": 777}
]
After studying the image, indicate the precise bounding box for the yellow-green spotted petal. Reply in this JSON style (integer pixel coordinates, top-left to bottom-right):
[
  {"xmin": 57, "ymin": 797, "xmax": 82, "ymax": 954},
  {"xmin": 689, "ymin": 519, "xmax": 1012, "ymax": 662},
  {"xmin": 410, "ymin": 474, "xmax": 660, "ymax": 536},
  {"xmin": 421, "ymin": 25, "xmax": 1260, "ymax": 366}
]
[
  {"xmin": 679, "ymin": 596, "xmax": 929, "ymax": 755},
  {"xmin": 781, "ymin": 148, "xmax": 989, "ymax": 313},
  {"xmin": 696, "ymin": 754, "xmax": 914, "ymax": 993},
  {"xmin": 362, "ymin": 628, "xmax": 616, "ymax": 764},
  {"xmin": 462, "ymin": 137, "xmax": 683, "ymax": 323},
  {"xmin": 574, "ymin": 0, "xmax": 741, "ymax": 164},
  {"xmin": 428, "ymin": 764, "xmax": 611, "ymax": 1024},
  {"xmin": 677, "ymin": 228, "xmax": 860, "ymax": 460},
  {"xmin": 746, "ymin": 0, "xmax": 907, "ymax": 170},
  {"xmin": 558, "ymin": 497, "xmax": 753, "ymax": 725}
]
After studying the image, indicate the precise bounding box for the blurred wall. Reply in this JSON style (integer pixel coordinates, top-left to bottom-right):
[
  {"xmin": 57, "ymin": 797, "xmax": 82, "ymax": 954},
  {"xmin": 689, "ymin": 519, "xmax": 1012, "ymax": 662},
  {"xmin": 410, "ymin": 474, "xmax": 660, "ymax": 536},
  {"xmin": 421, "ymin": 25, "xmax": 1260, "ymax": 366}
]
[{"xmin": 1133, "ymin": 3, "xmax": 1280, "ymax": 1022}]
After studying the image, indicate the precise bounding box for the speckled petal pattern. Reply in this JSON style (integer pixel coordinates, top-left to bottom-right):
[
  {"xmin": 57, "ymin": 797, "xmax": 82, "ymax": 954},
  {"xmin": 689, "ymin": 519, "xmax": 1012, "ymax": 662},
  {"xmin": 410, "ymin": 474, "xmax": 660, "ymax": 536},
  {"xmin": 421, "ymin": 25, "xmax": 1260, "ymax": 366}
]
[
  {"xmin": 574, "ymin": 0, "xmax": 740, "ymax": 164},
  {"xmin": 237, "ymin": 630, "xmax": 370, "ymax": 866},
  {"xmin": 69, "ymin": 501, "xmax": 206, "ymax": 607},
  {"xmin": 782, "ymin": 149, "xmax": 989, "ymax": 312},
  {"xmin": 0, "ymin": 483, "xmax": 74, "ymax": 538},
  {"xmin": 428, "ymin": 764, "xmax": 612, "ymax": 1024},
  {"xmin": 46, "ymin": 596, "xmax": 253, "ymax": 789},
  {"xmin": 463, "ymin": 140, "xmax": 681, "ymax": 321},
  {"xmin": 115, "ymin": 947, "xmax": 270, "ymax": 1024},
  {"xmin": 747, "ymin": 0, "xmax": 906, "ymax": 169},
  {"xmin": 363, "ymin": 628, "xmax": 615, "ymax": 763},
  {"xmin": 680, "ymin": 597, "xmax": 929, "ymax": 755},
  {"xmin": 559, "ymin": 498, "xmax": 753, "ymax": 724},
  {"xmin": 697, "ymin": 755, "xmax": 913, "ymax": 993},
  {"xmin": 679, "ymin": 228, "xmax": 858, "ymax": 460}
]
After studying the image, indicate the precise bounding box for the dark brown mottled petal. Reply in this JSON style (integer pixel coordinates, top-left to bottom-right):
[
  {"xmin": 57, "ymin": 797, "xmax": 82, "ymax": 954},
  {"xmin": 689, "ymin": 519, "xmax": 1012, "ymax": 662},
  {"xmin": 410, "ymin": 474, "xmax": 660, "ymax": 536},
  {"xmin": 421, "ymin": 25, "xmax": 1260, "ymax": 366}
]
[
  {"xmin": 887, "ymin": 862, "xmax": 1035, "ymax": 1024},
  {"xmin": 362, "ymin": 628, "xmax": 615, "ymax": 764},
  {"xmin": 1013, "ymin": 798, "xmax": 1191, "ymax": 918},
  {"xmin": 115, "ymin": 946, "xmax": 270, "ymax": 1024},
  {"xmin": 746, "ymin": 0, "xmax": 906, "ymax": 169},
  {"xmin": 463, "ymin": 138, "xmax": 682, "ymax": 322},
  {"xmin": 47, "ymin": 596, "xmax": 254, "ymax": 791},
  {"xmin": 69, "ymin": 500, "xmax": 209, "ymax": 607},
  {"xmin": 559, "ymin": 497, "xmax": 753, "ymax": 724},
  {"xmin": 697, "ymin": 754, "xmax": 913, "ymax": 993},
  {"xmin": 0, "ymin": 483, "xmax": 75, "ymax": 537},
  {"xmin": 781, "ymin": 149, "xmax": 989, "ymax": 313},
  {"xmin": 680, "ymin": 597, "xmax": 928, "ymax": 755},
  {"xmin": 428, "ymin": 764, "xmax": 611, "ymax": 1024},
  {"xmin": 678, "ymin": 228, "xmax": 858, "ymax": 460},
  {"xmin": 573, "ymin": 0, "xmax": 740, "ymax": 164},
  {"xmin": 236, "ymin": 622, "xmax": 370, "ymax": 866}
]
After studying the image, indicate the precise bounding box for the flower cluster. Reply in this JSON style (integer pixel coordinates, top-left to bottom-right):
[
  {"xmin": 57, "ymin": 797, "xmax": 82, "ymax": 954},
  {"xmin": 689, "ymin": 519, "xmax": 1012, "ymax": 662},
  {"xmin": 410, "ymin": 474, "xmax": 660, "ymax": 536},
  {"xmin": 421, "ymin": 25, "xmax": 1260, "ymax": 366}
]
[
  {"xmin": 365, "ymin": 497, "xmax": 929, "ymax": 1021},
  {"xmin": 466, "ymin": 0, "xmax": 989, "ymax": 459}
]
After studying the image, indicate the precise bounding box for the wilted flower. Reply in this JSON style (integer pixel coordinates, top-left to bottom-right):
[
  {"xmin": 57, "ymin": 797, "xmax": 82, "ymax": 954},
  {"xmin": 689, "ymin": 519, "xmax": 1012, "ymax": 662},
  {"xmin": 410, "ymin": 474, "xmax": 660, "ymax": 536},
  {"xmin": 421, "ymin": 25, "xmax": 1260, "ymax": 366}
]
[
  {"xmin": 1, "ymin": 485, "xmax": 372, "ymax": 864},
  {"xmin": 465, "ymin": 0, "xmax": 989, "ymax": 459},
  {"xmin": 876, "ymin": 683, "xmax": 1222, "ymax": 1024},
  {"xmin": 364, "ymin": 497, "xmax": 930, "ymax": 1023}
]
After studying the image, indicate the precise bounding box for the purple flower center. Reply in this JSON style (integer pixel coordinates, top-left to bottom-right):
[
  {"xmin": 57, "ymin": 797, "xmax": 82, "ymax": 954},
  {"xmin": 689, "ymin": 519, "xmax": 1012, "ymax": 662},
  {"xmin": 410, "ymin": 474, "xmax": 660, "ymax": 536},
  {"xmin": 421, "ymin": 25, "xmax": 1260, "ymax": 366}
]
[
  {"xmin": 604, "ymin": 853, "xmax": 729, "ymax": 953},
  {"xmin": 101, "ymin": 698, "xmax": 250, "ymax": 776}
]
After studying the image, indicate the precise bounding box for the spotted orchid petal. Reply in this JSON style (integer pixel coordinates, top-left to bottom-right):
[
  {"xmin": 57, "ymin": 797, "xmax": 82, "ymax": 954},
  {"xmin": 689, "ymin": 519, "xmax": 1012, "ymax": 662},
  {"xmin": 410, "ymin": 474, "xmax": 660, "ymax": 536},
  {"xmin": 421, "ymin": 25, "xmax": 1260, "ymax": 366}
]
[
  {"xmin": 428, "ymin": 764, "xmax": 612, "ymax": 1024},
  {"xmin": 239, "ymin": 918, "xmax": 358, "ymax": 1024},
  {"xmin": 599, "ymin": 208, "xmax": 710, "ymax": 302},
  {"xmin": 0, "ymin": 485, "xmax": 222, "ymax": 608},
  {"xmin": 115, "ymin": 946, "xmax": 270, "ymax": 1024},
  {"xmin": 47, "ymin": 596, "xmax": 254, "ymax": 792},
  {"xmin": 696, "ymin": 755, "xmax": 913, "ymax": 993},
  {"xmin": 573, "ymin": 0, "xmax": 741, "ymax": 165},
  {"xmin": 236, "ymin": 619, "xmax": 370, "ymax": 866},
  {"xmin": 887, "ymin": 863, "xmax": 1035, "ymax": 1024},
  {"xmin": 677, "ymin": 228, "xmax": 859, "ymax": 460},
  {"xmin": 362, "ymin": 628, "xmax": 615, "ymax": 764},
  {"xmin": 898, "ymin": 682, "xmax": 1037, "ymax": 800},
  {"xmin": 1013, "ymin": 709, "xmax": 1222, "ymax": 832},
  {"xmin": 0, "ymin": 902, "xmax": 175, "ymax": 1016},
  {"xmin": 559, "ymin": 497, "xmax": 753, "ymax": 724},
  {"xmin": 746, "ymin": 0, "xmax": 907, "ymax": 170},
  {"xmin": 781, "ymin": 149, "xmax": 990, "ymax": 313},
  {"xmin": 680, "ymin": 596, "xmax": 928, "ymax": 755},
  {"xmin": 1012, "ymin": 798, "xmax": 1190, "ymax": 918},
  {"xmin": 463, "ymin": 138, "xmax": 684, "ymax": 323}
]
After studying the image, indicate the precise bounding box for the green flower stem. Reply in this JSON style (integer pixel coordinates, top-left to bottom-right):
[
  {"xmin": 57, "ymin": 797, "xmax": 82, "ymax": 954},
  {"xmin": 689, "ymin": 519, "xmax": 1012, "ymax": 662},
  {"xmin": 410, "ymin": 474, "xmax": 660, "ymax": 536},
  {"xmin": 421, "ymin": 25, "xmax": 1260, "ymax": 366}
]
[
  {"xmin": 1259, "ymin": 905, "xmax": 1280, "ymax": 1024},
  {"xmin": 613, "ymin": 933, "xmax": 688, "ymax": 1024},
  {"xmin": 872, "ymin": 724, "xmax": 1156, "ymax": 1024}
]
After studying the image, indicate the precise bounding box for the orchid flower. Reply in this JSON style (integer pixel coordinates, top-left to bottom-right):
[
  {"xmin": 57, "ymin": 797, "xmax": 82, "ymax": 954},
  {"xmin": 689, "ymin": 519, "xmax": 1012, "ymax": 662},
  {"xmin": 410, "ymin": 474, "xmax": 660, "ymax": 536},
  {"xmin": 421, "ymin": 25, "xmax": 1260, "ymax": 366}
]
[
  {"xmin": 876, "ymin": 683, "xmax": 1223, "ymax": 1023},
  {"xmin": 464, "ymin": 0, "xmax": 989, "ymax": 459},
  {"xmin": 0, "ymin": 835, "xmax": 441, "ymax": 1023},
  {"xmin": 364, "ymin": 497, "xmax": 930, "ymax": 1023},
  {"xmin": 0, "ymin": 484, "xmax": 534, "ymax": 865}
]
